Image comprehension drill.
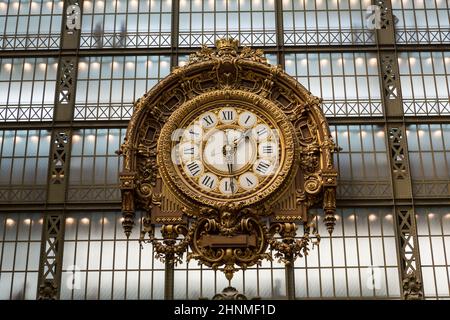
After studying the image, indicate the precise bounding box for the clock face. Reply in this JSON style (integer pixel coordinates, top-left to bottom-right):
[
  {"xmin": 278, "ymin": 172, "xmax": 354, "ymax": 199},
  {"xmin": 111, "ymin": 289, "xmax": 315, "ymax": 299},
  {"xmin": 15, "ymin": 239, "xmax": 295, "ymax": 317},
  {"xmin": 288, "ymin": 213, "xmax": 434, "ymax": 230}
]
[
  {"xmin": 173, "ymin": 105, "xmax": 283, "ymax": 199},
  {"xmin": 157, "ymin": 92, "xmax": 297, "ymax": 210}
]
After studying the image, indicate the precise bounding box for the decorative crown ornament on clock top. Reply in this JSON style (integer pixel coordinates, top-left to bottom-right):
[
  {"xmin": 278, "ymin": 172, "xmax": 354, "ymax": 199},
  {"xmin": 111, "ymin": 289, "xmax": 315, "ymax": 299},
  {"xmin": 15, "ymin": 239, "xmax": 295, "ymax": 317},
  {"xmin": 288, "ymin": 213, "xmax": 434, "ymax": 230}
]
[{"xmin": 118, "ymin": 38, "xmax": 338, "ymax": 282}]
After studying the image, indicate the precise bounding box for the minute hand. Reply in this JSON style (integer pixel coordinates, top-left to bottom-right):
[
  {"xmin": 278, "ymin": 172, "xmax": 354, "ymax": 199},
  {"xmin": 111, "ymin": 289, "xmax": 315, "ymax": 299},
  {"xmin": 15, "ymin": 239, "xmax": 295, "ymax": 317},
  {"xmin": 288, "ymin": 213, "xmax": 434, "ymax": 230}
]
[{"xmin": 233, "ymin": 128, "xmax": 252, "ymax": 148}]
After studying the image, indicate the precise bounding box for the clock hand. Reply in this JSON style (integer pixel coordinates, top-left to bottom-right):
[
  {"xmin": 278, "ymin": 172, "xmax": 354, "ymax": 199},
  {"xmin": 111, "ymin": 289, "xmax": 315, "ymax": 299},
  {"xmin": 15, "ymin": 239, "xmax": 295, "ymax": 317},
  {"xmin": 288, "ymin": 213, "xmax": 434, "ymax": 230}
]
[
  {"xmin": 224, "ymin": 130, "xmax": 236, "ymax": 194},
  {"xmin": 233, "ymin": 128, "xmax": 252, "ymax": 149}
]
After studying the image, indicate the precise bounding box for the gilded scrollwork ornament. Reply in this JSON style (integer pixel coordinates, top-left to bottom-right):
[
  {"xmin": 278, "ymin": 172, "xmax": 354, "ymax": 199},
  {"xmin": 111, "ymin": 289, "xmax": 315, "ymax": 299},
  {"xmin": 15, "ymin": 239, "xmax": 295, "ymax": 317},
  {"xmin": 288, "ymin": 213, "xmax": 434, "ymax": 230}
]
[
  {"xmin": 212, "ymin": 286, "xmax": 248, "ymax": 300},
  {"xmin": 140, "ymin": 218, "xmax": 191, "ymax": 266},
  {"xmin": 268, "ymin": 216, "xmax": 320, "ymax": 265},
  {"xmin": 187, "ymin": 207, "xmax": 272, "ymax": 281},
  {"xmin": 188, "ymin": 45, "xmax": 215, "ymax": 65},
  {"xmin": 323, "ymin": 187, "xmax": 337, "ymax": 234}
]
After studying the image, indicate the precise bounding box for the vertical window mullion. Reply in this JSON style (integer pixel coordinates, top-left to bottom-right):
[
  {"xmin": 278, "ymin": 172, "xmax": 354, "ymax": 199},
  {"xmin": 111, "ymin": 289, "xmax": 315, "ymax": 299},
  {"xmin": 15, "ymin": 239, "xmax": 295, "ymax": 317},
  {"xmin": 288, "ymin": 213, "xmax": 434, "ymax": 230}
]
[
  {"xmin": 111, "ymin": 211, "xmax": 118, "ymax": 299},
  {"xmin": 84, "ymin": 214, "xmax": 93, "ymax": 300},
  {"xmin": 97, "ymin": 212, "xmax": 105, "ymax": 299},
  {"xmin": 340, "ymin": 208, "xmax": 350, "ymax": 297},
  {"xmin": 9, "ymin": 213, "xmax": 21, "ymax": 299},
  {"xmin": 71, "ymin": 218, "xmax": 80, "ymax": 300},
  {"xmin": 353, "ymin": 203, "xmax": 363, "ymax": 296},
  {"xmin": 426, "ymin": 212, "xmax": 438, "ymax": 298},
  {"xmin": 17, "ymin": 59, "xmax": 26, "ymax": 118},
  {"xmin": 438, "ymin": 210, "xmax": 450, "ymax": 296},
  {"xmin": 0, "ymin": 215, "xmax": 7, "ymax": 296},
  {"xmin": 366, "ymin": 211, "xmax": 375, "ymax": 297}
]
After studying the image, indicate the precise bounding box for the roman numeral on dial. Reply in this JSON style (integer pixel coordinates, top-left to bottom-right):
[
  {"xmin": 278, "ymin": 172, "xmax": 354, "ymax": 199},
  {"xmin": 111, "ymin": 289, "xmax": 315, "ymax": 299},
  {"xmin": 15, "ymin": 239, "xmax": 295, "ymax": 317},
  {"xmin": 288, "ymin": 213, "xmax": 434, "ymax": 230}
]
[
  {"xmin": 238, "ymin": 172, "xmax": 259, "ymax": 190},
  {"xmin": 258, "ymin": 141, "xmax": 278, "ymax": 159},
  {"xmin": 179, "ymin": 142, "xmax": 199, "ymax": 161},
  {"xmin": 219, "ymin": 178, "xmax": 238, "ymax": 195},
  {"xmin": 182, "ymin": 125, "xmax": 203, "ymax": 142},
  {"xmin": 201, "ymin": 175, "xmax": 214, "ymax": 189},
  {"xmin": 221, "ymin": 111, "xmax": 233, "ymax": 120},
  {"xmin": 253, "ymin": 159, "xmax": 273, "ymax": 176},
  {"xmin": 200, "ymin": 112, "xmax": 218, "ymax": 128},
  {"xmin": 185, "ymin": 160, "xmax": 203, "ymax": 177},
  {"xmin": 263, "ymin": 145, "xmax": 272, "ymax": 153},
  {"xmin": 199, "ymin": 173, "xmax": 218, "ymax": 190},
  {"xmin": 257, "ymin": 127, "xmax": 267, "ymax": 136},
  {"xmin": 253, "ymin": 124, "xmax": 271, "ymax": 142},
  {"xmin": 219, "ymin": 108, "xmax": 237, "ymax": 124},
  {"xmin": 238, "ymin": 111, "xmax": 257, "ymax": 128}
]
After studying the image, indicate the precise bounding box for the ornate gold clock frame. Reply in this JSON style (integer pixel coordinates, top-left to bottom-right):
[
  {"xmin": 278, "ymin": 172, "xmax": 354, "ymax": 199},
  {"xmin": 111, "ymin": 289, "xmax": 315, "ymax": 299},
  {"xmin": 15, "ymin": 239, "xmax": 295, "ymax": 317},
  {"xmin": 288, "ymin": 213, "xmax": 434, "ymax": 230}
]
[{"xmin": 119, "ymin": 39, "xmax": 338, "ymax": 284}]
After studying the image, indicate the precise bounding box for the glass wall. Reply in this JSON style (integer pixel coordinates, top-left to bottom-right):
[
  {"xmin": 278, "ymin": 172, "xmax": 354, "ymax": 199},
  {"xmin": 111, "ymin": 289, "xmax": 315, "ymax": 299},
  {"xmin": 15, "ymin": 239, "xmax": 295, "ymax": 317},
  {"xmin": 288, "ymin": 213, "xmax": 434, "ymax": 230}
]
[
  {"xmin": 0, "ymin": 0, "xmax": 63, "ymax": 50},
  {"xmin": 392, "ymin": 0, "xmax": 450, "ymax": 44},
  {"xmin": 399, "ymin": 51, "xmax": 450, "ymax": 116},
  {"xmin": 294, "ymin": 208, "xmax": 400, "ymax": 298},
  {"xmin": 407, "ymin": 124, "xmax": 450, "ymax": 198},
  {"xmin": 61, "ymin": 212, "xmax": 165, "ymax": 299},
  {"xmin": 68, "ymin": 128, "xmax": 125, "ymax": 202},
  {"xmin": 416, "ymin": 207, "xmax": 450, "ymax": 299},
  {"xmin": 0, "ymin": 213, "xmax": 42, "ymax": 300},
  {"xmin": 75, "ymin": 55, "xmax": 170, "ymax": 120},
  {"xmin": 285, "ymin": 52, "xmax": 382, "ymax": 117},
  {"xmin": 0, "ymin": 130, "xmax": 51, "ymax": 203},
  {"xmin": 80, "ymin": 0, "xmax": 172, "ymax": 48},
  {"xmin": 282, "ymin": 0, "xmax": 375, "ymax": 46},
  {"xmin": 179, "ymin": 0, "xmax": 276, "ymax": 46},
  {"xmin": 174, "ymin": 247, "xmax": 286, "ymax": 299},
  {"xmin": 331, "ymin": 125, "xmax": 391, "ymax": 199},
  {"xmin": 0, "ymin": 57, "xmax": 58, "ymax": 122}
]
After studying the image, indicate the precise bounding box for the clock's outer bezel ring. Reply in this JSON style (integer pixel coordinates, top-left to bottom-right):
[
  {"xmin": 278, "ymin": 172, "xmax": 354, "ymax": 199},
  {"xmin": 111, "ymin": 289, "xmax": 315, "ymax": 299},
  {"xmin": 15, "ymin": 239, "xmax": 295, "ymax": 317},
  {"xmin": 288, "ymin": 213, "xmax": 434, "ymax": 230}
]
[{"xmin": 157, "ymin": 89, "xmax": 299, "ymax": 212}]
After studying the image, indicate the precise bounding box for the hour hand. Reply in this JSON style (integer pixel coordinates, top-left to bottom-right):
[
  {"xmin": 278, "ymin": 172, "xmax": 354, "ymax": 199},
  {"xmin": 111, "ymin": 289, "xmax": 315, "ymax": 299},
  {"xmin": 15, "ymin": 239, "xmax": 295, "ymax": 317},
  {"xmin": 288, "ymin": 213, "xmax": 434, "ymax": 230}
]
[{"xmin": 227, "ymin": 162, "xmax": 233, "ymax": 174}]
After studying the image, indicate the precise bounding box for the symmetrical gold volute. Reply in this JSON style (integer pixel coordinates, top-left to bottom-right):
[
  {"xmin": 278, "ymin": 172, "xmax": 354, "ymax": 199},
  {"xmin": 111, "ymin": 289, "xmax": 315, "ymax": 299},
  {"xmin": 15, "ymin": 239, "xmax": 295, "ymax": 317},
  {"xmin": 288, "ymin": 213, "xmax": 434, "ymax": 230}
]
[{"xmin": 119, "ymin": 38, "xmax": 338, "ymax": 281}]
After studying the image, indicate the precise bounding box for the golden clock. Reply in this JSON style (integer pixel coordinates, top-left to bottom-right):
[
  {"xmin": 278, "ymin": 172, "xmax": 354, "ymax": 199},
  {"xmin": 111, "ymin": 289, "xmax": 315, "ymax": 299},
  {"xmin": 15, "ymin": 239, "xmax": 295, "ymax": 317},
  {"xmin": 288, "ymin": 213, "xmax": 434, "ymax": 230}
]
[
  {"xmin": 157, "ymin": 90, "xmax": 299, "ymax": 211},
  {"xmin": 120, "ymin": 39, "xmax": 338, "ymax": 282}
]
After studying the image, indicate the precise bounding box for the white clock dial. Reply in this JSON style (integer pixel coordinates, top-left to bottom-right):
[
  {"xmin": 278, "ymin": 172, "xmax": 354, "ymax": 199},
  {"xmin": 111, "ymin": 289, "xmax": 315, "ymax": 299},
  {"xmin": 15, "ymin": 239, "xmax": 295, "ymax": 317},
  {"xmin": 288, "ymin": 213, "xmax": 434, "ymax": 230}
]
[
  {"xmin": 203, "ymin": 128, "xmax": 255, "ymax": 174},
  {"xmin": 218, "ymin": 107, "xmax": 237, "ymax": 124},
  {"xmin": 183, "ymin": 124, "xmax": 203, "ymax": 142},
  {"xmin": 219, "ymin": 178, "xmax": 238, "ymax": 195},
  {"xmin": 203, "ymin": 129, "xmax": 227, "ymax": 171},
  {"xmin": 253, "ymin": 124, "xmax": 272, "ymax": 142},
  {"xmin": 238, "ymin": 111, "xmax": 257, "ymax": 128},
  {"xmin": 238, "ymin": 172, "xmax": 259, "ymax": 190},
  {"xmin": 184, "ymin": 160, "xmax": 203, "ymax": 177},
  {"xmin": 171, "ymin": 104, "xmax": 289, "ymax": 203},
  {"xmin": 200, "ymin": 111, "xmax": 218, "ymax": 129},
  {"xmin": 198, "ymin": 172, "xmax": 219, "ymax": 191}
]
